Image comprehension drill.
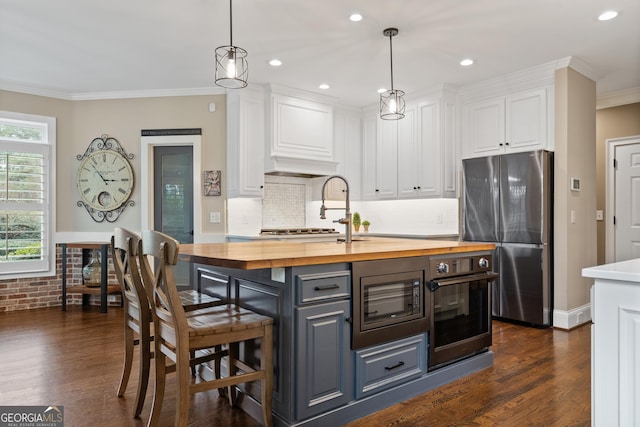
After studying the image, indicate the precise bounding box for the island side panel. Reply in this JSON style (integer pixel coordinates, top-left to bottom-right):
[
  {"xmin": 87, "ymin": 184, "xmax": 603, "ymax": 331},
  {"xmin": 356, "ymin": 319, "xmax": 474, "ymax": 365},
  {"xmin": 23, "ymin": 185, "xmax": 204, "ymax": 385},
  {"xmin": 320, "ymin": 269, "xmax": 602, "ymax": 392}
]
[{"xmin": 193, "ymin": 263, "xmax": 291, "ymax": 422}]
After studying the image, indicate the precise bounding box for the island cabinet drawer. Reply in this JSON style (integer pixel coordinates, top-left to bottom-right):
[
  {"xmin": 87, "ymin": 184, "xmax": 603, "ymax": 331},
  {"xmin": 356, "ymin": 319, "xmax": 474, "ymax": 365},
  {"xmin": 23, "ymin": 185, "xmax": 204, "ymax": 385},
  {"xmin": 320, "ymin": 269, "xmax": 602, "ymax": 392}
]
[
  {"xmin": 355, "ymin": 334, "xmax": 426, "ymax": 399},
  {"xmin": 296, "ymin": 271, "xmax": 350, "ymax": 304}
]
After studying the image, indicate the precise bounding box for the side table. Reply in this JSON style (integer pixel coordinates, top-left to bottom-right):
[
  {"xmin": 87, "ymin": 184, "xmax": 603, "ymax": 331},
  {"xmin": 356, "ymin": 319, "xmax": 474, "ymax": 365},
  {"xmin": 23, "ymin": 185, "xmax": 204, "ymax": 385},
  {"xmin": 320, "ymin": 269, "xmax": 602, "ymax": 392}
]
[{"xmin": 60, "ymin": 242, "xmax": 121, "ymax": 313}]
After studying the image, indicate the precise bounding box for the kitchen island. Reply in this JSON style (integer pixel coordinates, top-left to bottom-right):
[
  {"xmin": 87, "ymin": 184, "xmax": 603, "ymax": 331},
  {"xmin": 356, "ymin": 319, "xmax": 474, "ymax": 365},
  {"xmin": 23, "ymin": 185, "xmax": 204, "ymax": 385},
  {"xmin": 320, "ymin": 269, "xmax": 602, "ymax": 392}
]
[{"xmin": 180, "ymin": 238, "xmax": 495, "ymax": 427}]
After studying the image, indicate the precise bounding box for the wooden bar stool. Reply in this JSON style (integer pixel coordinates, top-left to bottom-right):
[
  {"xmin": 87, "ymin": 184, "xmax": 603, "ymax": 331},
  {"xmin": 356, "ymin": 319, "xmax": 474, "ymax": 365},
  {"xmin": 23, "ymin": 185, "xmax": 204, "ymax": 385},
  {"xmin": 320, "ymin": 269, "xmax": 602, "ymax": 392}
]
[
  {"xmin": 140, "ymin": 230, "xmax": 273, "ymax": 427},
  {"xmin": 112, "ymin": 228, "xmax": 223, "ymax": 418},
  {"xmin": 113, "ymin": 228, "xmax": 152, "ymax": 418}
]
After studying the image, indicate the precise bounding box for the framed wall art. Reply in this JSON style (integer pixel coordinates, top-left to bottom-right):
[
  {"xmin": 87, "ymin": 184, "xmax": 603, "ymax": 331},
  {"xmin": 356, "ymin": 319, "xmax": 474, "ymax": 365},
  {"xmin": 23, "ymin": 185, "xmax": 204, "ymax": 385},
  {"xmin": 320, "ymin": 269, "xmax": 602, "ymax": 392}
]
[{"xmin": 204, "ymin": 170, "xmax": 221, "ymax": 196}]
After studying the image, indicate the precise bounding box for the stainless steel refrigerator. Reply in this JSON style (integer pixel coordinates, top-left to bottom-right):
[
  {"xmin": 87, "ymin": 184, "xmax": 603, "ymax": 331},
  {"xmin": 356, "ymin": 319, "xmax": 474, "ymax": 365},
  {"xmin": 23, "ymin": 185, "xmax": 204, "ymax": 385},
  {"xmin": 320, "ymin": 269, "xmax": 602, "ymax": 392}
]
[{"xmin": 462, "ymin": 150, "xmax": 553, "ymax": 326}]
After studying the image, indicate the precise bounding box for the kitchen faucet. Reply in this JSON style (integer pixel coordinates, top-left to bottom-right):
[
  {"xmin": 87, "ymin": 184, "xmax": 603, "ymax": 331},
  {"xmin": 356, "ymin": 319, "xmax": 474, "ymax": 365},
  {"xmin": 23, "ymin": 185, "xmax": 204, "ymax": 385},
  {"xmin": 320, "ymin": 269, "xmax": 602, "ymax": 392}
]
[{"xmin": 320, "ymin": 175, "xmax": 352, "ymax": 243}]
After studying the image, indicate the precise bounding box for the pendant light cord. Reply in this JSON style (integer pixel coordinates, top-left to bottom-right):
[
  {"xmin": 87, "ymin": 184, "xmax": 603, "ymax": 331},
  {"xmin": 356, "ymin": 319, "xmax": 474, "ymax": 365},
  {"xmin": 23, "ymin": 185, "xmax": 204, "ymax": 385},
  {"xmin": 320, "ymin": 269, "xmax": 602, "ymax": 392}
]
[
  {"xmin": 229, "ymin": 0, "xmax": 233, "ymax": 46},
  {"xmin": 389, "ymin": 34, "xmax": 394, "ymax": 91}
]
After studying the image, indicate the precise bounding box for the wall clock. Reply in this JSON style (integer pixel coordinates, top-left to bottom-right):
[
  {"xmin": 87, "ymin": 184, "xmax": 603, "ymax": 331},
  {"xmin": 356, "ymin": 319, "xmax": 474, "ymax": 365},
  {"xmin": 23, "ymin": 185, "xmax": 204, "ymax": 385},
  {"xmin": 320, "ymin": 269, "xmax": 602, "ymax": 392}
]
[{"xmin": 76, "ymin": 134, "xmax": 135, "ymax": 222}]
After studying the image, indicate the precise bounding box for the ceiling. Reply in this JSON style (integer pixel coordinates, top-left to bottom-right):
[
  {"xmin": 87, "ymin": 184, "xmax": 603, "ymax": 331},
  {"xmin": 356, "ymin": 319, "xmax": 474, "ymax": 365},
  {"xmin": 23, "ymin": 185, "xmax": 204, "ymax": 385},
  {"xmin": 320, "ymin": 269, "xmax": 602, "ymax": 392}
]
[{"xmin": 1, "ymin": 0, "xmax": 639, "ymax": 107}]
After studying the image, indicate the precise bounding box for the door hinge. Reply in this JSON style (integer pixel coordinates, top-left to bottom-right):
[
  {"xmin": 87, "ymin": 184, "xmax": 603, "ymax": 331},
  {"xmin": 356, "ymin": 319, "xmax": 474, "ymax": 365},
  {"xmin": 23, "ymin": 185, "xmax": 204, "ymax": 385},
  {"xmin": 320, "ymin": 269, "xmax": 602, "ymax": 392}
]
[
  {"xmin": 614, "ymin": 158, "xmax": 618, "ymax": 169},
  {"xmin": 613, "ymin": 215, "xmax": 616, "ymax": 225}
]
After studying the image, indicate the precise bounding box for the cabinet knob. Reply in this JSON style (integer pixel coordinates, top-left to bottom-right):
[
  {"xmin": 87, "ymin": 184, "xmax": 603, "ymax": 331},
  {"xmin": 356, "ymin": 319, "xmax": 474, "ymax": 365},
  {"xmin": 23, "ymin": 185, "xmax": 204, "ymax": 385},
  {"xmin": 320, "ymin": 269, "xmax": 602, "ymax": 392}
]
[
  {"xmin": 345, "ymin": 317, "xmax": 353, "ymax": 324},
  {"xmin": 375, "ymin": 189, "xmax": 380, "ymax": 192},
  {"xmin": 499, "ymin": 143, "xmax": 503, "ymax": 146},
  {"xmin": 260, "ymin": 185, "xmax": 264, "ymax": 189},
  {"xmin": 505, "ymin": 142, "xmax": 509, "ymax": 146},
  {"xmin": 413, "ymin": 186, "xmax": 417, "ymax": 190}
]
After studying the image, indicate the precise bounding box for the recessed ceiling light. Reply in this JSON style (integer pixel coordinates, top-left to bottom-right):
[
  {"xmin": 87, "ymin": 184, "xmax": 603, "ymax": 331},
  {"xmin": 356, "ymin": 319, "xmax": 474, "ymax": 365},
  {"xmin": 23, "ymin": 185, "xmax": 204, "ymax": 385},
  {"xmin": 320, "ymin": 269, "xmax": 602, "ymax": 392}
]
[
  {"xmin": 269, "ymin": 59, "xmax": 282, "ymax": 67},
  {"xmin": 460, "ymin": 58, "xmax": 474, "ymax": 67},
  {"xmin": 349, "ymin": 13, "xmax": 363, "ymax": 22},
  {"xmin": 377, "ymin": 88, "xmax": 387, "ymax": 94},
  {"xmin": 598, "ymin": 10, "xmax": 618, "ymax": 21},
  {"xmin": 319, "ymin": 83, "xmax": 330, "ymax": 90}
]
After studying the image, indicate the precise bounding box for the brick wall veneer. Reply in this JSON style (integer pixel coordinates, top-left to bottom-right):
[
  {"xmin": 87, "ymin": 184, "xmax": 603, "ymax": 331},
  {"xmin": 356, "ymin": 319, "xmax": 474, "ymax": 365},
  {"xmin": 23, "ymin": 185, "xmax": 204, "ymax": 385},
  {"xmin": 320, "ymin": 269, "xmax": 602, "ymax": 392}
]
[{"xmin": 0, "ymin": 246, "xmax": 121, "ymax": 312}]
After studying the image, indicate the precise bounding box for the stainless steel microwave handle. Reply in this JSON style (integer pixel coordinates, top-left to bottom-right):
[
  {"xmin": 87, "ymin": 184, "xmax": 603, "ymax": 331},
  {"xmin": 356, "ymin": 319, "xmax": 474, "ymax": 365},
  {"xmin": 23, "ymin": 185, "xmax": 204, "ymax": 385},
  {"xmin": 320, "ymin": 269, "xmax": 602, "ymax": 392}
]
[{"xmin": 427, "ymin": 272, "xmax": 500, "ymax": 292}]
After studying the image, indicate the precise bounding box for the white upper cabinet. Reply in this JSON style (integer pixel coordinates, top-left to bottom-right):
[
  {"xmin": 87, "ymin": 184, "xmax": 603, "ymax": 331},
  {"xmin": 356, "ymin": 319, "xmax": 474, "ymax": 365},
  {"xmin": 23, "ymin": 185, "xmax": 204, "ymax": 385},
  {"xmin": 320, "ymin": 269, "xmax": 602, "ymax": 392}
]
[
  {"xmin": 265, "ymin": 85, "xmax": 338, "ymax": 176},
  {"xmin": 460, "ymin": 58, "xmax": 561, "ymax": 159},
  {"xmin": 506, "ymin": 88, "xmax": 548, "ymax": 150},
  {"xmin": 398, "ymin": 100, "xmax": 445, "ymax": 198},
  {"xmin": 463, "ymin": 87, "xmax": 549, "ymax": 158},
  {"xmin": 397, "ymin": 105, "xmax": 422, "ymax": 198},
  {"xmin": 362, "ymin": 111, "xmax": 398, "ymax": 200},
  {"xmin": 376, "ymin": 116, "xmax": 399, "ymax": 199},
  {"xmin": 465, "ymin": 96, "xmax": 505, "ymax": 155},
  {"xmin": 226, "ymin": 87, "xmax": 265, "ymax": 197},
  {"xmin": 363, "ymin": 87, "xmax": 457, "ymax": 200},
  {"xmin": 361, "ymin": 113, "xmax": 378, "ymax": 200},
  {"xmin": 333, "ymin": 107, "xmax": 362, "ymax": 200}
]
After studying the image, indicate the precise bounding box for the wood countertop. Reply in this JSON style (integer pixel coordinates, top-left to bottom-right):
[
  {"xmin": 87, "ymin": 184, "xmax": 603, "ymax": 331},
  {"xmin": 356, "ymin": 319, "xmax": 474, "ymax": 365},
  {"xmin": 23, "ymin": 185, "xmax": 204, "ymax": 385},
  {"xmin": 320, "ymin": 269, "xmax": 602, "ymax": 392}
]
[{"xmin": 179, "ymin": 237, "xmax": 495, "ymax": 270}]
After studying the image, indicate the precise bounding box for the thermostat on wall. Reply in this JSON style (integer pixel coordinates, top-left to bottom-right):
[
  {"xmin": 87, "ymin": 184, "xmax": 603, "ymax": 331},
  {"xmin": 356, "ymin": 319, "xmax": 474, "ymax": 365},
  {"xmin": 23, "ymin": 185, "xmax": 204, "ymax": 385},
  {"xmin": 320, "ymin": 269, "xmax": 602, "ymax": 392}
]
[{"xmin": 571, "ymin": 177, "xmax": 581, "ymax": 191}]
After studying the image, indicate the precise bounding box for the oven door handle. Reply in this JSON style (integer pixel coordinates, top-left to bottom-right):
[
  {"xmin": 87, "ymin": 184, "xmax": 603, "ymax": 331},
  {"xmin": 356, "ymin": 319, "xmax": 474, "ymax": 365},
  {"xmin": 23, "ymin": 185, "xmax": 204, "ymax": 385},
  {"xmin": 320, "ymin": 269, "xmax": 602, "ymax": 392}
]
[{"xmin": 427, "ymin": 272, "xmax": 500, "ymax": 292}]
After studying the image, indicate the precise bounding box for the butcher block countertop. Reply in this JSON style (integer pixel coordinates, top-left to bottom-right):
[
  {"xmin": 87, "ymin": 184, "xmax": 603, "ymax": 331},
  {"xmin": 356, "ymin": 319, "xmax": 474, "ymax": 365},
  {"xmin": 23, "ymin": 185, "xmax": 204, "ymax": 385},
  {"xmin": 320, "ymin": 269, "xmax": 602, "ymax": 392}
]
[{"xmin": 179, "ymin": 237, "xmax": 495, "ymax": 270}]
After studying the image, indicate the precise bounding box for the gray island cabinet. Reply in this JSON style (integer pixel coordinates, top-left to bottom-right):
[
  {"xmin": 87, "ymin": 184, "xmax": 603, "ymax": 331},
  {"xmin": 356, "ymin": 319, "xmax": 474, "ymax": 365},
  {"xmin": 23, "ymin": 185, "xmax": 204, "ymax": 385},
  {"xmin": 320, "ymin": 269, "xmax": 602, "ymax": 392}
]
[{"xmin": 181, "ymin": 238, "xmax": 495, "ymax": 427}]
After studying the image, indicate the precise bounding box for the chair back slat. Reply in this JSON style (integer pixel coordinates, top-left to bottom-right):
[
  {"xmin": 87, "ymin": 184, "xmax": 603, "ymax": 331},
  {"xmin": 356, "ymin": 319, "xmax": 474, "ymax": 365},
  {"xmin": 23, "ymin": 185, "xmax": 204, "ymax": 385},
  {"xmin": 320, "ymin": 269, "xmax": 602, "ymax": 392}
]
[
  {"xmin": 140, "ymin": 230, "xmax": 188, "ymax": 353},
  {"xmin": 112, "ymin": 228, "xmax": 148, "ymax": 319}
]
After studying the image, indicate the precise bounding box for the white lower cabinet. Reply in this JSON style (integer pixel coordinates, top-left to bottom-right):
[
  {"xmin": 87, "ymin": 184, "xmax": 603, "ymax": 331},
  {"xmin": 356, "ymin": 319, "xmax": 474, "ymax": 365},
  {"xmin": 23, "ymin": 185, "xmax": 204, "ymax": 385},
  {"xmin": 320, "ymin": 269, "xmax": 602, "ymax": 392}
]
[{"xmin": 583, "ymin": 261, "xmax": 640, "ymax": 427}]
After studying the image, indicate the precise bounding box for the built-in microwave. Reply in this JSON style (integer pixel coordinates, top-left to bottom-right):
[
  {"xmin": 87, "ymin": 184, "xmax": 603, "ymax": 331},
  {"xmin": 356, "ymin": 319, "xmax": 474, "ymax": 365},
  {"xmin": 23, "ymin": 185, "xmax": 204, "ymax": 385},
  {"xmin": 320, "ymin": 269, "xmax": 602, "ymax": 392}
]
[{"xmin": 352, "ymin": 257, "xmax": 429, "ymax": 350}]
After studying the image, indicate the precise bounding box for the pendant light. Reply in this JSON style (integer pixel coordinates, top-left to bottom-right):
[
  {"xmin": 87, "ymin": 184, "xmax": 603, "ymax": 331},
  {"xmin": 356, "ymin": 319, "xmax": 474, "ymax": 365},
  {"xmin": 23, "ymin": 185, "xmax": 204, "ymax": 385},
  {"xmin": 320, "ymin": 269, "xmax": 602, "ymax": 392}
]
[
  {"xmin": 380, "ymin": 28, "xmax": 405, "ymax": 120},
  {"xmin": 215, "ymin": 0, "xmax": 248, "ymax": 89}
]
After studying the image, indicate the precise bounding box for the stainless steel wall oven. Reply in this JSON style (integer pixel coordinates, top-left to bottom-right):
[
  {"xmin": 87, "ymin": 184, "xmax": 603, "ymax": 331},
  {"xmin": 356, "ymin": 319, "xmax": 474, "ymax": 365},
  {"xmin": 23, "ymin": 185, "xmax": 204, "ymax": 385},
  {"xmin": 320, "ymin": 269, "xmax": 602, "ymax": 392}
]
[
  {"xmin": 352, "ymin": 257, "xmax": 429, "ymax": 350},
  {"xmin": 427, "ymin": 253, "xmax": 499, "ymax": 370}
]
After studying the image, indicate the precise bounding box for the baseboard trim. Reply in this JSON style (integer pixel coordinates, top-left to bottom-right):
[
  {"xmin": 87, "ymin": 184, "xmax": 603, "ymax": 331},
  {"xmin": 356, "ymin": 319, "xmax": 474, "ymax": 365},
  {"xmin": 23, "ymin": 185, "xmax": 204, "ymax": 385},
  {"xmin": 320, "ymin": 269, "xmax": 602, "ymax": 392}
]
[{"xmin": 553, "ymin": 303, "xmax": 591, "ymax": 330}]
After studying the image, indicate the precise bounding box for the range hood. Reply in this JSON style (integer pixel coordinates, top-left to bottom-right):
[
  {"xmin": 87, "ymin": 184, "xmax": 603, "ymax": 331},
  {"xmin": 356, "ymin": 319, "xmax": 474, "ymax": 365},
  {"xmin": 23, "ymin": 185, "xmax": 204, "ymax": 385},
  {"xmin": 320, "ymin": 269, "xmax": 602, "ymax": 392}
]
[
  {"xmin": 265, "ymin": 156, "xmax": 338, "ymax": 178},
  {"xmin": 265, "ymin": 84, "xmax": 338, "ymax": 178}
]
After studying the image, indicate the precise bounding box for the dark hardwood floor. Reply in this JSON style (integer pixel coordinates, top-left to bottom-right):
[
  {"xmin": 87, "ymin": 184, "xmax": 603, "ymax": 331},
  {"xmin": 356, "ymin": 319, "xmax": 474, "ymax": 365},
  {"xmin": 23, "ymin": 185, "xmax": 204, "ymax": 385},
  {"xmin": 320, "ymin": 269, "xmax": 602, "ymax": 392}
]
[{"xmin": 0, "ymin": 306, "xmax": 590, "ymax": 427}]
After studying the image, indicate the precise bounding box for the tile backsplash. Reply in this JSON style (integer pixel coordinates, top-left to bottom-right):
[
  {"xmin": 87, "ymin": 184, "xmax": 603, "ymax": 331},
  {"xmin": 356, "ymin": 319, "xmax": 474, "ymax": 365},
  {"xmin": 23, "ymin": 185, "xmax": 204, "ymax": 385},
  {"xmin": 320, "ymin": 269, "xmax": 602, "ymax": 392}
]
[
  {"xmin": 261, "ymin": 181, "xmax": 306, "ymax": 228},
  {"xmin": 227, "ymin": 175, "xmax": 460, "ymax": 237}
]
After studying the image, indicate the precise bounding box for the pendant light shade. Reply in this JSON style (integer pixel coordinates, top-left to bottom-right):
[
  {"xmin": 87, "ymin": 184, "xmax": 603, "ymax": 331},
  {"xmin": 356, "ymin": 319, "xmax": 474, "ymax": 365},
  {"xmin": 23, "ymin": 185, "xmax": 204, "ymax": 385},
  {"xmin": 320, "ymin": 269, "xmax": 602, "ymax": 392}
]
[
  {"xmin": 215, "ymin": 0, "xmax": 248, "ymax": 89},
  {"xmin": 380, "ymin": 28, "xmax": 405, "ymax": 120}
]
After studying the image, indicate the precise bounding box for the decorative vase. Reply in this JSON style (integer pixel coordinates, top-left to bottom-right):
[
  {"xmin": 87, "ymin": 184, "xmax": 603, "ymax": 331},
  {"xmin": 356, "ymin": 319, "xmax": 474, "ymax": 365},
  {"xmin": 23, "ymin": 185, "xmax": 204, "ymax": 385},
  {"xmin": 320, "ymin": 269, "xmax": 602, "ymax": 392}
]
[
  {"xmin": 364, "ymin": 225, "xmax": 369, "ymax": 232},
  {"xmin": 354, "ymin": 224, "xmax": 360, "ymax": 232},
  {"xmin": 82, "ymin": 249, "xmax": 102, "ymax": 287}
]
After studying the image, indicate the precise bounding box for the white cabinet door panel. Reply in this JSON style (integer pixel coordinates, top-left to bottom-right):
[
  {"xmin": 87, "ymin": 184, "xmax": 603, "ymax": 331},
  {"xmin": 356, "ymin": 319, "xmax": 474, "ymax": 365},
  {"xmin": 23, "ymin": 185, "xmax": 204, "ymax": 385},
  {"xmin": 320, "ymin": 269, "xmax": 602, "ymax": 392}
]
[{"xmin": 506, "ymin": 88, "xmax": 547, "ymax": 150}]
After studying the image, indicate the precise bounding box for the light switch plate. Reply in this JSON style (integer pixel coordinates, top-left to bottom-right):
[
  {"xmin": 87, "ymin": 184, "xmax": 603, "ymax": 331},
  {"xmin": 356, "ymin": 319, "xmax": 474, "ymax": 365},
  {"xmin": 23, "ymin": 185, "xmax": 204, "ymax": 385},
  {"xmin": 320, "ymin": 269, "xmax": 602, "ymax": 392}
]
[
  {"xmin": 596, "ymin": 210, "xmax": 604, "ymax": 221},
  {"xmin": 209, "ymin": 211, "xmax": 221, "ymax": 223}
]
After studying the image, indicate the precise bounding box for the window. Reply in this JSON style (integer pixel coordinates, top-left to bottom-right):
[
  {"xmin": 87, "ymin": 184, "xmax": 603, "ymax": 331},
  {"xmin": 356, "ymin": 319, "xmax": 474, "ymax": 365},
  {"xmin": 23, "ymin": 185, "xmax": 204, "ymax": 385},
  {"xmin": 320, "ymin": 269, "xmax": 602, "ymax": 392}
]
[{"xmin": 0, "ymin": 111, "xmax": 56, "ymax": 279}]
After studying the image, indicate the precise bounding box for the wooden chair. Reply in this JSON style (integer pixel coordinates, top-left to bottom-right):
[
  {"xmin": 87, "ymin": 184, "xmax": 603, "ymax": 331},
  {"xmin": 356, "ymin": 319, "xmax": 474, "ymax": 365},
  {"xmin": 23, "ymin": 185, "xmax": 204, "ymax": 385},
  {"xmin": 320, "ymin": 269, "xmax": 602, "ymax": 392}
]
[
  {"xmin": 113, "ymin": 228, "xmax": 151, "ymax": 418},
  {"xmin": 140, "ymin": 229, "xmax": 273, "ymax": 427},
  {"xmin": 113, "ymin": 228, "xmax": 223, "ymax": 419}
]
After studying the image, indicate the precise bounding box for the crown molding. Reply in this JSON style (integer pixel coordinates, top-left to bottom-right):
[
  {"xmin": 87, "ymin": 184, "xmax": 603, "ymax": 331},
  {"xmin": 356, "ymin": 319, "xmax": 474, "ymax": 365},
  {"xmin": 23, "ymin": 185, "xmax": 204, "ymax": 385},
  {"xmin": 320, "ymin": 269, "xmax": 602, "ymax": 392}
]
[
  {"xmin": 459, "ymin": 58, "xmax": 559, "ymax": 101},
  {"xmin": 266, "ymin": 83, "xmax": 338, "ymax": 105},
  {"xmin": 0, "ymin": 80, "xmax": 225, "ymax": 100},
  {"xmin": 597, "ymin": 87, "xmax": 640, "ymax": 109},
  {"xmin": 0, "ymin": 81, "xmax": 75, "ymax": 100},
  {"xmin": 69, "ymin": 86, "xmax": 226, "ymax": 100},
  {"xmin": 562, "ymin": 56, "xmax": 599, "ymax": 82}
]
